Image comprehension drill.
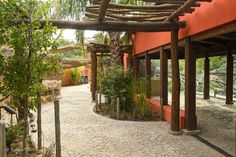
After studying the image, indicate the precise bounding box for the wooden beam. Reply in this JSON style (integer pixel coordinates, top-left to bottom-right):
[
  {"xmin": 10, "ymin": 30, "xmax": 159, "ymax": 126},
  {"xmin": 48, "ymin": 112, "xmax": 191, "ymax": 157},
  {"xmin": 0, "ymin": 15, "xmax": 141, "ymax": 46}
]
[
  {"xmin": 86, "ymin": 12, "xmax": 117, "ymax": 21},
  {"xmin": 160, "ymin": 46, "xmax": 168, "ymax": 120},
  {"xmin": 165, "ymin": 0, "xmax": 211, "ymax": 21},
  {"xmin": 98, "ymin": 0, "xmax": 111, "ymax": 21},
  {"xmin": 171, "ymin": 28, "xmax": 180, "ymax": 132},
  {"xmin": 42, "ymin": 20, "xmax": 186, "ymax": 32},
  {"xmin": 14, "ymin": 19, "xmax": 186, "ymax": 32},
  {"xmin": 203, "ymin": 55, "xmax": 210, "ymax": 99},
  {"xmin": 87, "ymin": 7, "xmax": 195, "ymax": 13},
  {"xmin": 214, "ymin": 35, "xmax": 236, "ymax": 41},
  {"xmin": 105, "ymin": 13, "xmax": 167, "ymax": 21},
  {"xmin": 196, "ymin": 40, "xmax": 224, "ymax": 46},
  {"xmin": 145, "ymin": 53, "xmax": 152, "ymax": 98},
  {"xmin": 191, "ymin": 21, "xmax": 236, "ymax": 41},
  {"xmin": 226, "ymin": 49, "xmax": 234, "ymax": 104},
  {"xmin": 184, "ymin": 38, "xmax": 197, "ymax": 131},
  {"xmin": 142, "ymin": 0, "xmax": 187, "ymax": 4},
  {"xmin": 87, "ymin": 3, "xmax": 182, "ymax": 10}
]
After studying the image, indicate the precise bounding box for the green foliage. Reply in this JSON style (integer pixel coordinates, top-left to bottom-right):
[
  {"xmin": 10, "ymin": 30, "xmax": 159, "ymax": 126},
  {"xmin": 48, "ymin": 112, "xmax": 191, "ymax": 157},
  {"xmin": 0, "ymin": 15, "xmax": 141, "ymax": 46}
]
[
  {"xmin": 100, "ymin": 65, "xmax": 133, "ymax": 111},
  {"xmin": 134, "ymin": 94, "xmax": 148, "ymax": 119},
  {"xmin": 6, "ymin": 123, "xmax": 23, "ymax": 152},
  {"xmin": 0, "ymin": 0, "xmax": 59, "ymax": 99},
  {"xmin": 131, "ymin": 79, "xmax": 147, "ymax": 95},
  {"xmin": 63, "ymin": 50, "xmax": 82, "ymax": 58},
  {"xmin": 196, "ymin": 58, "xmax": 204, "ymax": 74},
  {"xmin": 70, "ymin": 68, "xmax": 82, "ymax": 85},
  {"xmin": 210, "ymin": 56, "xmax": 227, "ymax": 71},
  {"xmin": 58, "ymin": 0, "xmax": 90, "ymax": 54},
  {"xmin": 131, "ymin": 79, "xmax": 149, "ymax": 119}
]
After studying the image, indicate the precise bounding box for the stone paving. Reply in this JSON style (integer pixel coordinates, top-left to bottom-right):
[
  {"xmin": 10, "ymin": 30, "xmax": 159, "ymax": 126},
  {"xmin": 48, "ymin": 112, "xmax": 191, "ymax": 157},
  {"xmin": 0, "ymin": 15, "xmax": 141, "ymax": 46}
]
[
  {"xmin": 32, "ymin": 85, "xmax": 224, "ymax": 157},
  {"xmin": 196, "ymin": 95, "xmax": 236, "ymax": 156}
]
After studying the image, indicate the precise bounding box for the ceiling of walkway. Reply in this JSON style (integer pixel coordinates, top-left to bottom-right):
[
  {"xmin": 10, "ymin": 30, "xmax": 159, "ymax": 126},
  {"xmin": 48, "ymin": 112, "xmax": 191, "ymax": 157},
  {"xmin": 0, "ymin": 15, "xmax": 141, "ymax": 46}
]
[{"xmin": 45, "ymin": 0, "xmax": 212, "ymax": 32}]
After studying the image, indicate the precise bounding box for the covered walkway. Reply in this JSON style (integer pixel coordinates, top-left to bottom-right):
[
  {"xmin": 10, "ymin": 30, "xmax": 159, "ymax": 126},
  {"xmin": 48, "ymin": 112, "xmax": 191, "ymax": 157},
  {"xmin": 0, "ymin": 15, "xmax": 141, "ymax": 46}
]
[{"xmin": 33, "ymin": 85, "xmax": 225, "ymax": 157}]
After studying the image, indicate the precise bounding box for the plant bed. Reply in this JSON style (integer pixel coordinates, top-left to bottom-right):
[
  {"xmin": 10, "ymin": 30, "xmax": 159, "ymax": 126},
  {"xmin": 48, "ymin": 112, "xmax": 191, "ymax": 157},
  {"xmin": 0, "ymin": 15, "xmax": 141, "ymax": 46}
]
[{"xmin": 94, "ymin": 103, "xmax": 160, "ymax": 121}]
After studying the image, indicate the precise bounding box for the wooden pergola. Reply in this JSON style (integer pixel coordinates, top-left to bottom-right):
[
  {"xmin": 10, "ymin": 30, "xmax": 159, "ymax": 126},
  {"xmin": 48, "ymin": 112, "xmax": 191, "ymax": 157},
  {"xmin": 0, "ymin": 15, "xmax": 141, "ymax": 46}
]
[
  {"xmin": 83, "ymin": 0, "xmax": 212, "ymax": 133},
  {"xmin": 87, "ymin": 42, "xmax": 133, "ymax": 100},
  {"xmin": 24, "ymin": 0, "xmax": 212, "ymax": 133}
]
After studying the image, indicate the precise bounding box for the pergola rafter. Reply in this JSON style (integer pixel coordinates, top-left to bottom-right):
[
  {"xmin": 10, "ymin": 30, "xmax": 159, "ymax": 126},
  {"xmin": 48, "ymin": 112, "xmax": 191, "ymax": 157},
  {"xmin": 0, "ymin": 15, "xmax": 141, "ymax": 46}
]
[
  {"xmin": 86, "ymin": 0, "xmax": 211, "ymax": 23},
  {"xmin": 87, "ymin": 43, "xmax": 133, "ymax": 53},
  {"xmin": 14, "ymin": 19, "xmax": 186, "ymax": 32}
]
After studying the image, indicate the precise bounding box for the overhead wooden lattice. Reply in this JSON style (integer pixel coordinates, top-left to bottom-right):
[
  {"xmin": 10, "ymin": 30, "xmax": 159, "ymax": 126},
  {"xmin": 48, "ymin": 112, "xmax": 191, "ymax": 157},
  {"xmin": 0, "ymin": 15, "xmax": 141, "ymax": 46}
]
[
  {"xmin": 87, "ymin": 42, "xmax": 132, "ymax": 54},
  {"xmin": 13, "ymin": 0, "xmax": 212, "ymax": 32},
  {"xmin": 85, "ymin": 0, "xmax": 212, "ymax": 23}
]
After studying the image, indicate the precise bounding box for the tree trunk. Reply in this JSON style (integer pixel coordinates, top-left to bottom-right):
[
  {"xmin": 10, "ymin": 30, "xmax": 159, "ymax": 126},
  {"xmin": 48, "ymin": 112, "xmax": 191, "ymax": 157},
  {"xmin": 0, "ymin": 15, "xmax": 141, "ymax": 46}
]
[
  {"xmin": 18, "ymin": 99, "xmax": 25, "ymax": 121},
  {"xmin": 109, "ymin": 32, "xmax": 121, "ymax": 65}
]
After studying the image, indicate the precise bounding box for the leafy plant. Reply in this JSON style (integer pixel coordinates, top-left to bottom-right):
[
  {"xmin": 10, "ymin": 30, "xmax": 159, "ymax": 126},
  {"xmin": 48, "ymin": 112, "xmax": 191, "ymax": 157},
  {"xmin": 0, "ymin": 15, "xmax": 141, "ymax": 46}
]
[
  {"xmin": 6, "ymin": 123, "xmax": 23, "ymax": 152},
  {"xmin": 131, "ymin": 79, "xmax": 149, "ymax": 119},
  {"xmin": 135, "ymin": 94, "xmax": 149, "ymax": 119},
  {"xmin": 100, "ymin": 65, "xmax": 133, "ymax": 111},
  {"xmin": 0, "ymin": 0, "xmax": 60, "ymax": 155}
]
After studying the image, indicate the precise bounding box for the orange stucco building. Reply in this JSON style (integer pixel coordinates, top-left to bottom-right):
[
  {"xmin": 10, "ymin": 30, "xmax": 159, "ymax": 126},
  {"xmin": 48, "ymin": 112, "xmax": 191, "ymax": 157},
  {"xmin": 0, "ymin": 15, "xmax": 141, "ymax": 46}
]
[
  {"xmin": 129, "ymin": 0, "xmax": 236, "ymax": 132},
  {"xmin": 134, "ymin": 0, "xmax": 236, "ymax": 55}
]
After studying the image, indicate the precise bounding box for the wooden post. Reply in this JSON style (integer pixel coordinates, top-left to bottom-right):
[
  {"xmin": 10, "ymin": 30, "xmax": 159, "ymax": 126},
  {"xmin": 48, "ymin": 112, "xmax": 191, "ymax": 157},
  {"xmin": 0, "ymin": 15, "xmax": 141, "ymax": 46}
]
[
  {"xmin": 226, "ymin": 49, "xmax": 234, "ymax": 104},
  {"xmin": 99, "ymin": 90, "xmax": 102, "ymax": 105},
  {"xmin": 204, "ymin": 56, "xmax": 210, "ymax": 99},
  {"xmin": 145, "ymin": 52, "xmax": 151, "ymax": 98},
  {"xmin": 134, "ymin": 57, "xmax": 140, "ymax": 80},
  {"xmin": 91, "ymin": 52, "xmax": 97, "ymax": 101},
  {"xmin": 0, "ymin": 121, "xmax": 6, "ymax": 157},
  {"xmin": 185, "ymin": 38, "xmax": 197, "ymax": 131},
  {"xmin": 54, "ymin": 97, "xmax": 61, "ymax": 157},
  {"xmin": 91, "ymin": 53, "xmax": 94, "ymax": 94},
  {"xmin": 170, "ymin": 28, "xmax": 180, "ymax": 133},
  {"xmin": 160, "ymin": 46, "xmax": 168, "ymax": 120},
  {"xmin": 37, "ymin": 93, "xmax": 42, "ymax": 149},
  {"xmin": 95, "ymin": 91, "xmax": 98, "ymax": 112},
  {"xmin": 117, "ymin": 97, "xmax": 120, "ymax": 119},
  {"xmin": 120, "ymin": 53, "xmax": 124, "ymax": 66},
  {"xmin": 128, "ymin": 51, "xmax": 132, "ymax": 68}
]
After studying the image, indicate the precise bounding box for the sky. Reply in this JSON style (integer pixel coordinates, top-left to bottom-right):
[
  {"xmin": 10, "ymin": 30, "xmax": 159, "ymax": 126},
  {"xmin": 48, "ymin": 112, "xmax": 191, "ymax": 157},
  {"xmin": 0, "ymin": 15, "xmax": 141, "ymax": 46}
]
[{"xmin": 62, "ymin": 29, "xmax": 98, "ymax": 42}]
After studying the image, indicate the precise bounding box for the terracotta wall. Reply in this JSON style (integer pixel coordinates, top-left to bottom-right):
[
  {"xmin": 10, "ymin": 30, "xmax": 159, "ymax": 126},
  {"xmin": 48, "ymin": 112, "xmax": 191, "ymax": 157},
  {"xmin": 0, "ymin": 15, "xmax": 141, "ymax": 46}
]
[{"xmin": 134, "ymin": 0, "xmax": 236, "ymax": 55}]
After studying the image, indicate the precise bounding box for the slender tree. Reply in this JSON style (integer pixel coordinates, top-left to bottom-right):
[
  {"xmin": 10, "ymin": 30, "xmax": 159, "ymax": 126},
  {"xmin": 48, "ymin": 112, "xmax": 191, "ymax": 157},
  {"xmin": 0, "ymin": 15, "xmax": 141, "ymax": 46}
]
[
  {"xmin": 58, "ymin": 0, "xmax": 91, "ymax": 55},
  {"xmin": 0, "ymin": 0, "xmax": 59, "ymax": 155}
]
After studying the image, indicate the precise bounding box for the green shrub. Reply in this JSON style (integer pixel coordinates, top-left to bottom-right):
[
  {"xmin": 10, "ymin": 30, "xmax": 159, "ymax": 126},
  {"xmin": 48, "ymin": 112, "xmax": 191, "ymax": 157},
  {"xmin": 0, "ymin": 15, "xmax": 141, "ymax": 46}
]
[
  {"xmin": 131, "ymin": 79, "xmax": 149, "ymax": 119},
  {"xmin": 6, "ymin": 123, "xmax": 23, "ymax": 152},
  {"xmin": 100, "ymin": 65, "xmax": 133, "ymax": 111},
  {"xmin": 134, "ymin": 94, "xmax": 148, "ymax": 119}
]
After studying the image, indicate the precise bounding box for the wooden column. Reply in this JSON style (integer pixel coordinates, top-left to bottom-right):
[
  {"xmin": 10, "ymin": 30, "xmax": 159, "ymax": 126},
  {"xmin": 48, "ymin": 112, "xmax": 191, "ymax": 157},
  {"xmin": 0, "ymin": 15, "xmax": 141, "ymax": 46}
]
[
  {"xmin": 204, "ymin": 56, "xmax": 210, "ymax": 99},
  {"xmin": 120, "ymin": 53, "xmax": 124, "ymax": 66},
  {"xmin": 145, "ymin": 53, "xmax": 151, "ymax": 98},
  {"xmin": 0, "ymin": 122, "xmax": 6, "ymax": 157},
  {"xmin": 37, "ymin": 93, "xmax": 42, "ymax": 149},
  {"xmin": 91, "ymin": 52, "xmax": 97, "ymax": 101},
  {"xmin": 170, "ymin": 28, "xmax": 180, "ymax": 132},
  {"xmin": 226, "ymin": 50, "xmax": 234, "ymax": 104},
  {"xmin": 54, "ymin": 98, "xmax": 61, "ymax": 157},
  {"xmin": 185, "ymin": 38, "xmax": 197, "ymax": 131},
  {"xmin": 160, "ymin": 46, "xmax": 168, "ymax": 120},
  {"xmin": 128, "ymin": 51, "xmax": 132, "ymax": 68},
  {"xmin": 134, "ymin": 57, "xmax": 140, "ymax": 80}
]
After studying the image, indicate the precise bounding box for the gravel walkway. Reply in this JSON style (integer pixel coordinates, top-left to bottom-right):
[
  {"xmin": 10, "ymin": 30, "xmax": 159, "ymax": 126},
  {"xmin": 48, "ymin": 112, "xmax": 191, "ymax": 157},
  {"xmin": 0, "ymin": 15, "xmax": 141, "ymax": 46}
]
[{"xmin": 32, "ymin": 85, "xmax": 224, "ymax": 157}]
